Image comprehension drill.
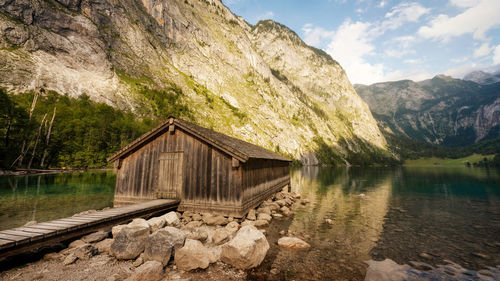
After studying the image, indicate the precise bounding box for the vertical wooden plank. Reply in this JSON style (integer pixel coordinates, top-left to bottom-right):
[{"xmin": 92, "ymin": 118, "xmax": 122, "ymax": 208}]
[{"xmin": 206, "ymin": 147, "xmax": 212, "ymax": 203}]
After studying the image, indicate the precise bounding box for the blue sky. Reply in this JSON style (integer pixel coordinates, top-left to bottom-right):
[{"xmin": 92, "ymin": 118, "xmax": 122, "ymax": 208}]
[{"xmin": 223, "ymin": 0, "xmax": 500, "ymax": 85}]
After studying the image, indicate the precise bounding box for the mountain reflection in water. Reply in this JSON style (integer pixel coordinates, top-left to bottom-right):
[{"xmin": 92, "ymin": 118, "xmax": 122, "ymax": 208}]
[{"xmin": 249, "ymin": 166, "xmax": 500, "ymax": 281}]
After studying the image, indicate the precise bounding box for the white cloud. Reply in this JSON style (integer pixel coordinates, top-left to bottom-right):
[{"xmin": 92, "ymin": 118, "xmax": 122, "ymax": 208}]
[
  {"xmin": 378, "ymin": 1, "xmax": 387, "ymax": 8},
  {"xmin": 450, "ymin": 0, "xmax": 481, "ymax": 7},
  {"xmin": 382, "ymin": 2, "xmax": 430, "ymax": 31},
  {"xmin": 473, "ymin": 43, "xmax": 492, "ymax": 58},
  {"xmin": 403, "ymin": 58, "xmax": 422, "ymax": 64},
  {"xmin": 451, "ymin": 56, "xmax": 469, "ymax": 63},
  {"xmin": 418, "ymin": 0, "xmax": 500, "ymax": 41},
  {"xmin": 302, "ymin": 24, "xmax": 335, "ymax": 47},
  {"xmin": 494, "ymin": 45, "xmax": 500, "ymax": 64},
  {"xmin": 256, "ymin": 11, "xmax": 274, "ymax": 21}
]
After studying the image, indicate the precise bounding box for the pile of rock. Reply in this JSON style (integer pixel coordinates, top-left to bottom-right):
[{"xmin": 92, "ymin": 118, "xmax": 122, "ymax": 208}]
[{"xmin": 47, "ymin": 190, "xmax": 305, "ymax": 280}]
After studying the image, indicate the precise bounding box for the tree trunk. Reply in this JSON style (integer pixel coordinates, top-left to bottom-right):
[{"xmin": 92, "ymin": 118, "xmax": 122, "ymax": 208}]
[
  {"xmin": 27, "ymin": 113, "xmax": 47, "ymax": 170},
  {"xmin": 12, "ymin": 91, "xmax": 40, "ymax": 168},
  {"xmin": 40, "ymin": 107, "xmax": 56, "ymax": 168}
]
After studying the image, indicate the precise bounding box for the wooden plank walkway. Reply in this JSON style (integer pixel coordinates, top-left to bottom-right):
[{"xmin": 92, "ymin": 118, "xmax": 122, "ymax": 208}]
[{"xmin": 0, "ymin": 199, "xmax": 179, "ymax": 260}]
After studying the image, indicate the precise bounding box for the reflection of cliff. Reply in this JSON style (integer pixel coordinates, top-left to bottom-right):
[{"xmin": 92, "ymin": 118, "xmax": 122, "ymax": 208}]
[{"xmin": 271, "ymin": 167, "xmax": 393, "ymax": 279}]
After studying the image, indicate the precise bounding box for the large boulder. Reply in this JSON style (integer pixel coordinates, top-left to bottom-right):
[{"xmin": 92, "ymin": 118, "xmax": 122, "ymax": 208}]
[
  {"xmin": 129, "ymin": 218, "xmax": 151, "ymax": 231},
  {"xmin": 147, "ymin": 217, "xmax": 166, "ymax": 233},
  {"xmin": 220, "ymin": 226, "xmax": 269, "ymax": 269},
  {"xmin": 162, "ymin": 227, "xmax": 186, "ymax": 250},
  {"xmin": 124, "ymin": 261, "xmax": 163, "ymax": 281},
  {"xmin": 110, "ymin": 224, "xmax": 150, "ymax": 260},
  {"xmin": 174, "ymin": 239, "xmax": 210, "ymax": 271},
  {"xmin": 162, "ymin": 212, "xmax": 180, "ymax": 227},
  {"xmin": 112, "ymin": 225, "xmax": 127, "ymax": 238},
  {"xmin": 277, "ymin": 237, "xmax": 311, "ymax": 249},
  {"xmin": 143, "ymin": 230, "xmax": 174, "ymax": 266}
]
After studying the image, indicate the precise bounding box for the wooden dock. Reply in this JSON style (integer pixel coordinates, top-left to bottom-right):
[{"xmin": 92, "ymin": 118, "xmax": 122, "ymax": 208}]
[{"xmin": 0, "ymin": 199, "xmax": 179, "ymax": 260}]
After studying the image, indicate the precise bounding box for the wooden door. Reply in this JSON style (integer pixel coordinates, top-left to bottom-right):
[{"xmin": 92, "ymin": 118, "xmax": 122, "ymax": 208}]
[{"xmin": 157, "ymin": 152, "xmax": 184, "ymax": 199}]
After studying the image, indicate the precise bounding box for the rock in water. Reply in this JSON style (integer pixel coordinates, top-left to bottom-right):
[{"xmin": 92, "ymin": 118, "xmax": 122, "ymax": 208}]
[
  {"xmin": 124, "ymin": 261, "xmax": 163, "ymax": 281},
  {"xmin": 162, "ymin": 212, "xmax": 180, "ymax": 227},
  {"xmin": 277, "ymin": 237, "xmax": 311, "ymax": 249},
  {"xmin": 82, "ymin": 230, "xmax": 109, "ymax": 243},
  {"xmin": 143, "ymin": 230, "xmax": 174, "ymax": 266},
  {"xmin": 110, "ymin": 224, "xmax": 150, "ymax": 260},
  {"xmin": 174, "ymin": 239, "xmax": 210, "ymax": 271},
  {"xmin": 221, "ymin": 225, "xmax": 269, "ymax": 269}
]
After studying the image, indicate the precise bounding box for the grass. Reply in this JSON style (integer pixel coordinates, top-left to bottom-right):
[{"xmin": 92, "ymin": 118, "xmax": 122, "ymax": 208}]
[{"xmin": 404, "ymin": 154, "xmax": 495, "ymax": 167}]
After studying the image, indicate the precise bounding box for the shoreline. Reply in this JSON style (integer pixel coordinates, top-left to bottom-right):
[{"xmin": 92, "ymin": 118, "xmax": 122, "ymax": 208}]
[{"xmin": 0, "ymin": 189, "xmax": 308, "ymax": 281}]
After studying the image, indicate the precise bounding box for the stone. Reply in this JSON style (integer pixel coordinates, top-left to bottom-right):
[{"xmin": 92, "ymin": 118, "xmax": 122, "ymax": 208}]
[
  {"xmin": 147, "ymin": 217, "xmax": 166, "ymax": 232},
  {"xmin": 96, "ymin": 238, "xmax": 114, "ymax": 254},
  {"xmin": 162, "ymin": 226, "xmax": 186, "ymax": 250},
  {"xmin": 257, "ymin": 206, "xmax": 271, "ymax": 215},
  {"xmin": 270, "ymin": 268, "xmax": 280, "ymax": 275},
  {"xmin": 325, "ymin": 219, "xmax": 334, "ymax": 225},
  {"xmin": 212, "ymin": 228, "xmax": 230, "ymax": 245},
  {"xmin": 106, "ymin": 271, "xmax": 130, "ymax": 281},
  {"xmin": 129, "ymin": 218, "xmax": 151, "ymax": 232},
  {"xmin": 272, "ymin": 213, "xmax": 283, "ymax": 218},
  {"xmin": 185, "ymin": 220, "xmax": 203, "ymax": 229},
  {"xmin": 253, "ymin": 220, "xmax": 269, "ymax": 227},
  {"xmin": 175, "ymin": 239, "xmax": 210, "ymax": 271},
  {"xmin": 74, "ymin": 243, "xmax": 97, "ymax": 260},
  {"xmin": 82, "ymin": 230, "xmax": 109, "ymax": 243},
  {"xmin": 220, "ymin": 226, "xmax": 269, "ymax": 269},
  {"xmin": 241, "ymin": 220, "xmax": 254, "ymax": 227},
  {"xmin": 202, "ymin": 213, "xmax": 228, "ymax": 226},
  {"xmin": 124, "ymin": 261, "xmax": 163, "ymax": 281},
  {"xmin": 260, "ymin": 229, "xmax": 267, "ymax": 235},
  {"xmin": 277, "ymin": 237, "xmax": 310, "ymax": 249},
  {"xmin": 225, "ymin": 221, "xmax": 239, "ymax": 236},
  {"xmin": 143, "ymin": 230, "xmax": 174, "ymax": 266},
  {"xmin": 110, "ymin": 224, "xmax": 150, "ymax": 260},
  {"xmin": 419, "ymin": 253, "xmax": 432, "ymax": 260},
  {"xmin": 133, "ymin": 256, "xmax": 144, "ymax": 267},
  {"xmin": 163, "ymin": 212, "xmax": 180, "ymax": 227},
  {"xmin": 68, "ymin": 239, "xmax": 86, "ymax": 248},
  {"xmin": 63, "ymin": 253, "xmax": 77, "ymax": 265},
  {"xmin": 185, "ymin": 228, "xmax": 208, "ymax": 242},
  {"xmin": 268, "ymin": 202, "xmax": 280, "ymax": 211},
  {"xmin": 281, "ymin": 206, "xmax": 292, "ymax": 216},
  {"xmin": 292, "ymin": 193, "xmax": 301, "ymax": 199},
  {"xmin": 112, "ymin": 225, "xmax": 127, "ymax": 238},
  {"xmin": 279, "ymin": 230, "xmax": 286, "ymax": 236},
  {"xmin": 191, "ymin": 213, "xmax": 202, "ymax": 221},
  {"xmin": 275, "ymin": 199, "xmax": 287, "ymax": 207},
  {"xmin": 275, "ymin": 192, "xmax": 286, "ymax": 200},
  {"xmin": 207, "ymin": 246, "xmax": 222, "ymax": 263},
  {"xmin": 182, "ymin": 211, "xmax": 194, "ymax": 218},
  {"xmin": 257, "ymin": 213, "xmax": 272, "ymax": 222},
  {"xmin": 246, "ymin": 209, "xmax": 256, "ymax": 221},
  {"xmin": 43, "ymin": 252, "xmax": 60, "ymax": 261},
  {"xmin": 285, "ymin": 198, "xmax": 293, "ymax": 206},
  {"xmin": 300, "ymin": 199, "xmax": 310, "ymax": 205}
]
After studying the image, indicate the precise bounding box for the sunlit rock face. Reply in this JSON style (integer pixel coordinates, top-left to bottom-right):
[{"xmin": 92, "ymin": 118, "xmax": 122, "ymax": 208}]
[{"xmin": 0, "ymin": 0, "xmax": 388, "ymax": 161}]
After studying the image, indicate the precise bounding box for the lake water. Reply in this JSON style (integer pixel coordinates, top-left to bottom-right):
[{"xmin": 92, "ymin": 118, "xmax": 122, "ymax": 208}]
[
  {"xmin": 0, "ymin": 171, "xmax": 115, "ymax": 231},
  {"xmin": 250, "ymin": 166, "xmax": 500, "ymax": 281},
  {"xmin": 0, "ymin": 167, "xmax": 499, "ymax": 280}
]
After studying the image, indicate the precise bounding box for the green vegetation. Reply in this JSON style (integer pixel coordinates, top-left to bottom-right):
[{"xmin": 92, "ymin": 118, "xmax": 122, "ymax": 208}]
[
  {"xmin": 404, "ymin": 154, "xmax": 496, "ymax": 167},
  {"xmin": 0, "ymin": 88, "xmax": 158, "ymax": 169}
]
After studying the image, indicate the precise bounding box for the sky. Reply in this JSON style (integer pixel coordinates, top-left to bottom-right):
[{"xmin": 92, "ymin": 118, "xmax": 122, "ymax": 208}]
[{"xmin": 223, "ymin": 0, "xmax": 500, "ymax": 85}]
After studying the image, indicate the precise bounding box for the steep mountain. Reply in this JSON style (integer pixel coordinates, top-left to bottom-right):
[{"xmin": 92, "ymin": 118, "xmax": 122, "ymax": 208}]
[
  {"xmin": 355, "ymin": 75, "xmax": 500, "ymax": 147},
  {"xmin": 463, "ymin": 71, "xmax": 500, "ymax": 85},
  {"xmin": 0, "ymin": 0, "xmax": 389, "ymax": 164}
]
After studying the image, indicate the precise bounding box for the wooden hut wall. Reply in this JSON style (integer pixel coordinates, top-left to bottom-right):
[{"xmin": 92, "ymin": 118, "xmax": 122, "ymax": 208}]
[
  {"xmin": 240, "ymin": 159, "xmax": 290, "ymax": 211},
  {"xmin": 114, "ymin": 128, "xmax": 242, "ymax": 210}
]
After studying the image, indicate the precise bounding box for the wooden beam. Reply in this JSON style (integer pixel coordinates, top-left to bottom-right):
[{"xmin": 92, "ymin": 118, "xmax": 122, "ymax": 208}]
[
  {"xmin": 232, "ymin": 157, "xmax": 239, "ymax": 168},
  {"xmin": 169, "ymin": 124, "xmax": 175, "ymax": 135}
]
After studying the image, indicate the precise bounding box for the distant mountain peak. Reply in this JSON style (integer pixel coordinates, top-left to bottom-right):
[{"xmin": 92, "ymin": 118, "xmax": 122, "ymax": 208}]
[{"xmin": 463, "ymin": 70, "xmax": 500, "ymax": 85}]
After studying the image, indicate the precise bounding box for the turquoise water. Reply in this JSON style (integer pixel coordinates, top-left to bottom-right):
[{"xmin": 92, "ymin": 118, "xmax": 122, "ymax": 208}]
[
  {"xmin": 251, "ymin": 166, "xmax": 500, "ymax": 281},
  {"xmin": 0, "ymin": 171, "xmax": 115, "ymax": 230}
]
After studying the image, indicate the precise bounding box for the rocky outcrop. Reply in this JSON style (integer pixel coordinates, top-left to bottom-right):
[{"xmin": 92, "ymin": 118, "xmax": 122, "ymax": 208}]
[
  {"xmin": 0, "ymin": 0, "xmax": 389, "ymax": 163},
  {"xmin": 220, "ymin": 226, "xmax": 269, "ymax": 269},
  {"xmin": 355, "ymin": 75, "xmax": 500, "ymax": 146}
]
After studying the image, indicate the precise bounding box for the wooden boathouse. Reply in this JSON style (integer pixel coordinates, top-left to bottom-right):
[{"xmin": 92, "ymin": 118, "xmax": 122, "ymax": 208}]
[{"xmin": 108, "ymin": 117, "xmax": 291, "ymax": 217}]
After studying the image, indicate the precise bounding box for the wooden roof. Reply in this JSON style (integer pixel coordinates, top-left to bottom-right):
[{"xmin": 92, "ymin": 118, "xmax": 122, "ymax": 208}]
[{"xmin": 108, "ymin": 117, "xmax": 291, "ymax": 163}]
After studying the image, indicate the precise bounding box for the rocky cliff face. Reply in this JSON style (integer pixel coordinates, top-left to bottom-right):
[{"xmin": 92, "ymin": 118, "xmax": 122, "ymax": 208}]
[
  {"xmin": 355, "ymin": 75, "xmax": 500, "ymax": 146},
  {"xmin": 0, "ymin": 0, "xmax": 388, "ymax": 163}
]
